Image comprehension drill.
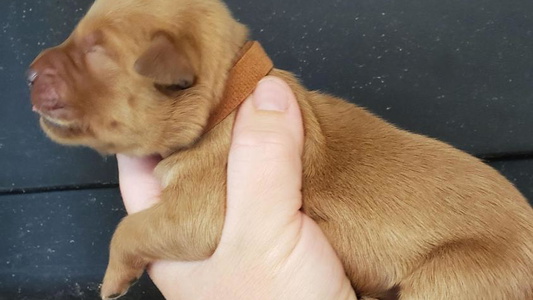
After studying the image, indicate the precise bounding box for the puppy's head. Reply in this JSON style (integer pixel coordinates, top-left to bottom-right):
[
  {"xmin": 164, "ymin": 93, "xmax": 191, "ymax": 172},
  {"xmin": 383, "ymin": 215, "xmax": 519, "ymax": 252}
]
[{"xmin": 28, "ymin": 0, "xmax": 248, "ymax": 156}]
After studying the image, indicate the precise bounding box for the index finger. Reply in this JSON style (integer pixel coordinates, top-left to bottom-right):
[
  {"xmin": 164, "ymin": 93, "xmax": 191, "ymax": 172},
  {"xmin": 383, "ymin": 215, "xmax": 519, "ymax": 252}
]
[{"xmin": 117, "ymin": 154, "xmax": 162, "ymax": 214}]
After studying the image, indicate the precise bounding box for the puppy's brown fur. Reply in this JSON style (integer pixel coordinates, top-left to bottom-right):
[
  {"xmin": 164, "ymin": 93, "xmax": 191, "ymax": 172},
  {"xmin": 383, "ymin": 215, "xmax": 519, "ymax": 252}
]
[{"xmin": 29, "ymin": 0, "xmax": 533, "ymax": 299}]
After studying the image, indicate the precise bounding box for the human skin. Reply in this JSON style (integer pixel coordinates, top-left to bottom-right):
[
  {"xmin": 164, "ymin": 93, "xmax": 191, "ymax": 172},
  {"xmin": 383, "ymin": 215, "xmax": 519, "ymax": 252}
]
[{"xmin": 116, "ymin": 78, "xmax": 357, "ymax": 300}]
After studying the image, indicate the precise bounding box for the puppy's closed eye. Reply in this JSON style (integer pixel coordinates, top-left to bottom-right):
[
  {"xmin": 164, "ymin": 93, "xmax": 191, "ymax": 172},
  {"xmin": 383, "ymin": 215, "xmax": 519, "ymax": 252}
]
[{"xmin": 154, "ymin": 81, "xmax": 193, "ymax": 96}]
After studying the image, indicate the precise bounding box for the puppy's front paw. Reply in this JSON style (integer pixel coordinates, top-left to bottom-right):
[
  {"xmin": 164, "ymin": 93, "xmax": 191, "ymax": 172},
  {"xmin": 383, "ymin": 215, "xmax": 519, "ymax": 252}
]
[{"xmin": 100, "ymin": 261, "xmax": 143, "ymax": 299}]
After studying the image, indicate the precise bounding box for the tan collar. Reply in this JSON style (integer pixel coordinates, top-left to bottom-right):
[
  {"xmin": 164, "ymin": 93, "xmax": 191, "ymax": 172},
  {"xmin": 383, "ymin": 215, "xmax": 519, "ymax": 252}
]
[{"xmin": 204, "ymin": 41, "xmax": 274, "ymax": 133}]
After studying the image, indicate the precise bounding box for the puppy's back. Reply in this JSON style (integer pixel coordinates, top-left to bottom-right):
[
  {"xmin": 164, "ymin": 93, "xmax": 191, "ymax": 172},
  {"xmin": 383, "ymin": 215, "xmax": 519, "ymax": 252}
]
[{"xmin": 272, "ymin": 69, "xmax": 533, "ymax": 297}]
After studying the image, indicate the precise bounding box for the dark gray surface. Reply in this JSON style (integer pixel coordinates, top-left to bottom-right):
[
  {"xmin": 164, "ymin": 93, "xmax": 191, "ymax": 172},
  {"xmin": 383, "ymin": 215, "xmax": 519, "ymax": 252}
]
[
  {"xmin": 229, "ymin": 0, "xmax": 533, "ymax": 156},
  {"xmin": 0, "ymin": 188, "xmax": 163, "ymax": 300},
  {"xmin": 1, "ymin": 0, "xmax": 533, "ymax": 190}
]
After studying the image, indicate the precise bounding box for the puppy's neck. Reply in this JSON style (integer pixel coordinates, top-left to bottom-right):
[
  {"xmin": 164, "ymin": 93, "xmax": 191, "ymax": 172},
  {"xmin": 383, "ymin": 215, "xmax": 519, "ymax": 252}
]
[
  {"xmin": 158, "ymin": 41, "xmax": 272, "ymax": 159},
  {"xmin": 204, "ymin": 41, "xmax": 273, "ymax": 133}
]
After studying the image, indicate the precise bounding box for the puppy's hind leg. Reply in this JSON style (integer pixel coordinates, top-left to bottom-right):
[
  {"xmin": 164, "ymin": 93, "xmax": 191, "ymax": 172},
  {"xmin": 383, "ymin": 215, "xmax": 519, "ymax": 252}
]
[
  {"xmin": 100, "ymin": 200, "xmax": 224, "ymax": 299},
  {"xmin": 398, "ymin": 238, "xmax": 533, "ymax": 300}
]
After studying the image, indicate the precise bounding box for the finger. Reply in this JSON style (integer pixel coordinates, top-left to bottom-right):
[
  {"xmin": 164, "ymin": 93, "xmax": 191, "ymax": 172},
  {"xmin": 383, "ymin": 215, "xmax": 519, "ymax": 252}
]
[
  {"xmin": 224, "ymin": 76, "xmax": 305, "ymax": 235},
  {"xmin": 116, "ymin": 154, "xmax": 162, "ymax": 214},
  {"xmin": 146, "ymin": 260, "xmax": 205, "ymax": 299}
]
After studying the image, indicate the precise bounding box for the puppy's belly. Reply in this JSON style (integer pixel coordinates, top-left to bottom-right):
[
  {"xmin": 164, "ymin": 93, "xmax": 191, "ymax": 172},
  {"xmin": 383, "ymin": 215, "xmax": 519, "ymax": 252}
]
[{"xmin": 314, "ymin": 217, "xmax": 416, "ymax": 294}]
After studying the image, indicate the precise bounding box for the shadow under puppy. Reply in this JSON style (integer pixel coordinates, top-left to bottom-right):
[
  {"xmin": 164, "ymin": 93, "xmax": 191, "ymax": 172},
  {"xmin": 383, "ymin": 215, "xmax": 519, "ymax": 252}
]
[{"xmin": 28, "ymin": 0, "xmax": 533, "ymax": 299}]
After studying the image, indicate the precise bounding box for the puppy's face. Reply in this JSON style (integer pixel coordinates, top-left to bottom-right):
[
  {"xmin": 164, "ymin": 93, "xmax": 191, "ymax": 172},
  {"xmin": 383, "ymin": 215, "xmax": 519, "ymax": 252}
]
[{"xmin": 29, "ymin": 0, "xmax": 247, "ymax": 156}]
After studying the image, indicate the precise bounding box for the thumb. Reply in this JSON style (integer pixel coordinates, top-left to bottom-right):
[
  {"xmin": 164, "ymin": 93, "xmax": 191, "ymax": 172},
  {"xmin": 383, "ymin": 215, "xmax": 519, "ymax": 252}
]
[{"xmin": 223, "ymin": 76, "xmax": 304, "ymax": 240}]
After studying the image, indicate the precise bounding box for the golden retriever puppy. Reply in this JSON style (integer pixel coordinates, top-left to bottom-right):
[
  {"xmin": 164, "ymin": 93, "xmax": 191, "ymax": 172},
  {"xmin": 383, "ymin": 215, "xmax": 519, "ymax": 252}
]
[{"xmin": 28, "ymin": 0, "xmax": 533, "ymax": 299}]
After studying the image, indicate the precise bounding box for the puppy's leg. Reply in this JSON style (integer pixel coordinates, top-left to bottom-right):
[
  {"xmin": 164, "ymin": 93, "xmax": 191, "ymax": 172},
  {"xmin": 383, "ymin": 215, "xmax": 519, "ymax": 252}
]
[
  {"xmin": 399, "ymin": 239, "xmax": 533, "ymax": 300},
  {"xmin": 100, "ymin": 200, "xmax": 224, "ymax": 299}
]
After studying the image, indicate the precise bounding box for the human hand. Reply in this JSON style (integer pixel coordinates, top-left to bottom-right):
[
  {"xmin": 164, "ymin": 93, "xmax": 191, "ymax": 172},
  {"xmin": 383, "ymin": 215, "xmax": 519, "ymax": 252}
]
[{"xmin": 116, "ymin": 77, "xmax": 357, "ymax": 300}]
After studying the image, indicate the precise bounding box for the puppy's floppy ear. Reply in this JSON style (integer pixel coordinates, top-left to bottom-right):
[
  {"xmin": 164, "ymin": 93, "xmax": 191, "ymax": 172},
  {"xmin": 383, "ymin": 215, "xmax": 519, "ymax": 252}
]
[{"xmin": 134, "ymin": 32, "xmax": 196, "ymax": 89}]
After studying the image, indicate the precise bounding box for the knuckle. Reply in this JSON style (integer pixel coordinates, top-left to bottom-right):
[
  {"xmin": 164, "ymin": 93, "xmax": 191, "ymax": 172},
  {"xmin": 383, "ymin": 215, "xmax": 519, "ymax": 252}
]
[{"xmin": 233, "ymin": 126, "xmax": 292, "ymax": 151}]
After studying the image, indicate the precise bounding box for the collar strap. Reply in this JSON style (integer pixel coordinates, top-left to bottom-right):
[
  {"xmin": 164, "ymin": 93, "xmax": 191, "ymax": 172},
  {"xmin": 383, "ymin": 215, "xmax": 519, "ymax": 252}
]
[{"xmin": 205, "ymin": 41, "xmax": 274, "ymax": 132}]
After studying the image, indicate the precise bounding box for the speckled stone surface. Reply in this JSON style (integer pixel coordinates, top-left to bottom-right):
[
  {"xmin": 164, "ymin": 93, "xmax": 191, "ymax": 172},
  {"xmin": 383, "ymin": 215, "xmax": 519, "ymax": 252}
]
[
  {"xmin": 1, "ymin": 0, "xmax": 532, "ymax": 298},
  {"xmin": 228, "ymin": 0, "xmax": 533, "ymax": 157},
  {"xmin": 0, "ymin": 189, "xmax": 163, "ymax": 300}
]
